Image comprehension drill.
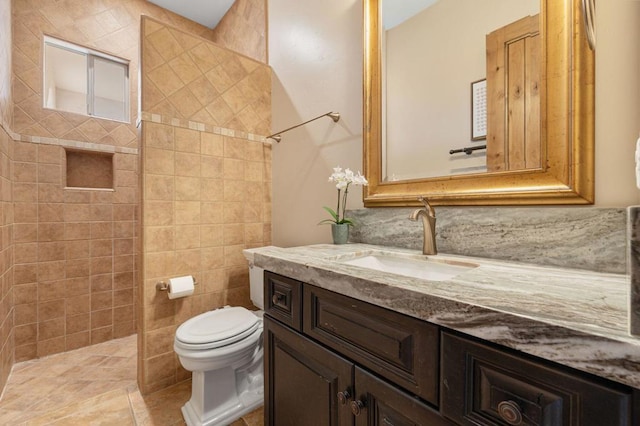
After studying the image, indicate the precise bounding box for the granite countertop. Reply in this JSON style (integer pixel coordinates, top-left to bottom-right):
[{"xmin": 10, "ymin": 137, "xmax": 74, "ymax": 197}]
[{"xmin": 245, "ymin": 243, "xmax": 640, "ymax": 389}]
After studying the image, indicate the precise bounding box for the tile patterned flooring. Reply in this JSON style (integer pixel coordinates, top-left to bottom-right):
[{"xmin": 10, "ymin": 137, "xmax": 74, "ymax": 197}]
[{"xmin": 0, "ymin": 335, "xmax": 264, "ymax": 425}]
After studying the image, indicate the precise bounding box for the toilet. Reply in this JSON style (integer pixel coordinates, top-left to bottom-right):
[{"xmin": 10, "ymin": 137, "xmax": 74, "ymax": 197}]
[{"xmin": 174, "ymin": 265, "xmax": 265, "ymax": 426}]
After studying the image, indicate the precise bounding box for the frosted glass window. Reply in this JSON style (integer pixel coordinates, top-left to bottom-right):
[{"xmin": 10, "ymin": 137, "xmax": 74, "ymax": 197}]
[
  {"xmin": 43, "ymin": 36, "xmax": 129, "ymax": 123},
  {"xmin": 92, "ymin": 57, "xmax": 128, "ymax": 122}
]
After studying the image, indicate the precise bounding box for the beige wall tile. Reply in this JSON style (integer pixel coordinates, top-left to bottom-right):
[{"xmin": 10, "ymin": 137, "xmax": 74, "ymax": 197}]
[
  {"xmin": 14, "ymin": 223, "xmax": 37, "ymax": 242},
  {"xmin": 223, "ymin": 202, "xmax": 243, "ymax": 224},
  {"xmin": 174, "ymin": 225, "xmax": 200, "ymax": 250},
  {"xmin": 14, "ymin": 141, "xmax": 37, "ymax": 162},
  {"xmin": 145, "ymin": 123, "xmax": 174, "ymax": 150},
  {"xmin": 13, "ymin": 263, "xmax": 38, "ymax": 286},
  {"xmin": 38, "ymin": 242, "xmax": 66, "ymax": 261},
  {"xmin": 14, "ymin": 203, "xmax": 38, "ymax": 223},
  {"xmin": 175, "ymin": 152, "xmax": 201, "ymax": 177},
  {"xmin": 65, "ymin": 278, "xmax": 90, "ymax": 297},
  {"xmin": 91, "ymin": 222, "xmax": 114, "ymax": 239},
  {"xmin": 223, "ymin": 180, "xmax": 245, "ymax": 202},
  {"xmin": 145, "ymin": 174, "xmax": 174, "ymax": 201},
  {"xmin": 175, "ymin": 176, "xmax": 200, "ymax": 200},
  {"xmin": 92, "ymin": 256, "xmax": 114, "ymax": 275},
  {"xmin": 66, "ymin": 259, "xmax": 91, "ymax": 278},
  {"xmin": 201, "ymin": 133, "xmax": 223, "ymax": 156},
  {"xmin": 15, "ymin": 243, "xmax": 38, "ymax": 264},
  {"xmin": 67, "ymin": 294, "xmax": 90, "ymax": 316},
  {"xmin": 223, "ymin": 158, "xmax": 244, "ymax": 181},
  {"xmin": 66, "ymin": 240, "xmax": 90, "ymax": 259},
  {"xmin": 91, "ymin": 274, "xmax": 113, "ymax": 293},
  {"xmin": 38, "ymin": 163, "xmax": 61, "ymax": 184},
  {"xmin": 38, "ymin": 223, "xmax": 65, "ymax": 242},
  {"xmin": 38, "ymin": 317, "xmax": 65, "ymax": 340},
  {"xmin": 200, "ymin": 178, "xmax": 223, "ymax": 202},
  {"xmin": 65, "ymin": 223, "xmax": 92, "ymax": 241},
  {"xmin": 200, "ymin": 224, "xmax": 223, "ymax": 247},
  {"xmin": 174, "ymin": 128, "xmax": 200, "ymax": 153},
  {"xmin": 66, "ymin": 313, "xmax": 90, "ymax": 335},
  {"xmin": 14, "ymin": 162, "xmax": 37, "ymax": 182},
  {"xmin": 175, "ymin": 201, "xmax": 201, "ymax": 225},
  {"xmin": 38, "ymin": 299, "xmax": 65, "ymax": 321},
  {"xmin": 15, "ymin": 303, "xmax": 37, "ymax": 325},
  {"xmin": 38, "ymin": 203, "xmax": 64, "ymax": 223},
  {"xmin": 200, "ymin": 202, "xmax": 223, "ymax": 224},
  {"xmin": 14, "ymin": 283, "xmax": 37, "ymax": 303},
  {"xmin": 145, "ymin": 148, "xmax": 175, "ymax": 175},
  {"xmin": 144, "ymin": 201, "xmax": 174, "ymax": 226},
  {"xmin": 224, "ymin": 137, "xmax": 246, "ymax": 160}
]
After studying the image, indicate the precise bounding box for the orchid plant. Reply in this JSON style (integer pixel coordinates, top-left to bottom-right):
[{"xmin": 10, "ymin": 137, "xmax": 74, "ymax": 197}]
[{"xmin": 319, "ymin": 167, "xmax": 368, "ymax": 226}]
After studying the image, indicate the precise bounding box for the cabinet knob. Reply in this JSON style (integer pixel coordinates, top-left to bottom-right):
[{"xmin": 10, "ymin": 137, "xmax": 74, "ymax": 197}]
[
  {"xmin": 272, "ymin": 293, "xmax": 284, "ymax": 305},
  {"xmin": 497, "ymin": 400, "xmax": 523, "ymax": 425},
  {"xmin": 337, "ymin": 390, "xmax": 351, "ymax": 405},
  {"xmin": 350, "ymin": 399, "xmax": 365, "ymax": 416}
]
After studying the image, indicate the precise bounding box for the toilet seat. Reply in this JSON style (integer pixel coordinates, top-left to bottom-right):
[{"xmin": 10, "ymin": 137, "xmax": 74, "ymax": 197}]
[{"xmin": 175, "ymin": 307, "xmax": 260, "ymax": 351}]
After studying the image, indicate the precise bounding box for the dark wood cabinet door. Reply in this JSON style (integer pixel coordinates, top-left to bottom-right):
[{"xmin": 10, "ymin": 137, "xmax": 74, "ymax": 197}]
[
  {"xmin": 441, "ymin": 332, "xmax": 634, "ymax": 426},
  {"xmin": 352, "ymin": 367, "xmax": 454, "ymax": 426},
  {"xmin": 264, "ymin": 316, "xmax": 354, "ymax": 426}
]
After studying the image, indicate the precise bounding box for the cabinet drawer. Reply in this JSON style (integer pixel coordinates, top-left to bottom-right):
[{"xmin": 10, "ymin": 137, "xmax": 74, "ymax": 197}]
[
  {"xmin": 441, "ymin": 332, "xmax": 634, "ymax": 426},
  {"xmin": 265, "ymin": 271, "xmax": 302, "ymax": 331},
  {"xmin": 304, "ymin": 285, "xmax": 439, "ymax": 406}
]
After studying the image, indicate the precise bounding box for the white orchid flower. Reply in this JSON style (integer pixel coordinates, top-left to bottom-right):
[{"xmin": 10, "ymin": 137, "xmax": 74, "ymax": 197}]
[{"xmin": 321, "ymin": 166, "xmax": 369, "ymax": 228}]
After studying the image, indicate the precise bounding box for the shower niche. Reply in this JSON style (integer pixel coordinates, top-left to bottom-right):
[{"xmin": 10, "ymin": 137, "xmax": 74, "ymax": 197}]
[{"xmin": 65, "ymin": 149, "xmax": 114, "ymax": 190}]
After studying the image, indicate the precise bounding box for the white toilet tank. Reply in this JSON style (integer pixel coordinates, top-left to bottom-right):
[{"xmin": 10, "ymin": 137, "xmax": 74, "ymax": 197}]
[{"xmin": 249, "ymin": 264, "xmax": 264, "ymax": 309}]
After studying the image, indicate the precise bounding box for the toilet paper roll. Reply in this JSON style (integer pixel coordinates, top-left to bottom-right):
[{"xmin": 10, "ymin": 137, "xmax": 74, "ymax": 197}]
[{"xmin": 168, "ymin": 275, "xmax": 195, "ymax": 300}]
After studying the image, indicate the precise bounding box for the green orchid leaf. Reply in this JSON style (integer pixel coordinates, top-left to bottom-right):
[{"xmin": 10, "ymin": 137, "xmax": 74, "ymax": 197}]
[{"xmin": 322, "ymin": 206, "xmax": 339, "ymax": 221}]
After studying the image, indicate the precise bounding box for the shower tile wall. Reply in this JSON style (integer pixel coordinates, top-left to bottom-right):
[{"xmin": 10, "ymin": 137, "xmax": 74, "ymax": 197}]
[
  {"xmin": 139, "ymin": 16, "xmax": 271, "ymax": 394},
  {"xmin": 211, "ymin": 0, "xmax": 268, "ymax": 63},
  {"xmin": 1, "ymin": 0, "xmax": 269, "ymax": 396},
  {"xmin": 12, "ymin": 144, "xmax": 138, "ymax": 360},
  {"xmin": 8, "ymin": 0, "xmax": 226, "ymax": 366},
  {"xmin": 0, "ymin": 0, "xmax": 13, "ymax": 394},
  {"xmin": 0, "ymin": 125, "xmax": 13, "ymax": 393}
]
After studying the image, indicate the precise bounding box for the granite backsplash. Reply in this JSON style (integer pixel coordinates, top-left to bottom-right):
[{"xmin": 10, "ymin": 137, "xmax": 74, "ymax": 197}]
[{"xmin": 347, "ymin": 207, "xmax": 627, "ymax": 274}]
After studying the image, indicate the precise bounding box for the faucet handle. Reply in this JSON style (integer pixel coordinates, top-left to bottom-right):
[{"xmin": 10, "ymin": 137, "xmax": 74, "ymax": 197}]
[{"xmin": 417, "ymin": 196, "xmax": 435, "ymax": 217}]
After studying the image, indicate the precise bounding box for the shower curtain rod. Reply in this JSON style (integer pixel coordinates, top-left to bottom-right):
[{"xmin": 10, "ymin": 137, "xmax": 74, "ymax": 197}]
[{"xmin": 266, "ymin": 111, "xmax": 340, "ymax": 142}]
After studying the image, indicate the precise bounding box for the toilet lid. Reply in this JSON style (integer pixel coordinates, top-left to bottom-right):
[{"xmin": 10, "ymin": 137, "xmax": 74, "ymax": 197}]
[{"xmin": 175, "ymin": 307, "xmax": 260, "ymax": 350}]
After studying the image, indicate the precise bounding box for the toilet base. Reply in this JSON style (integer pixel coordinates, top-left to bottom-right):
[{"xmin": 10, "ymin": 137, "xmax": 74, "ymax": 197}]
[
  {"xmin": 180, "ymin": 356, "xmax": 264, "ymax": 426},
  {"xmin": 181, "ymin": 390, "xmax": 263, "ymax": 426}
]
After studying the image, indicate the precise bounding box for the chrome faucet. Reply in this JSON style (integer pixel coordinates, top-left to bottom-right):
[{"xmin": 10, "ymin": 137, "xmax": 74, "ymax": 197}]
[{"xmin": 409, "ymin": 197, "xmax": 437, "ymax": 255}]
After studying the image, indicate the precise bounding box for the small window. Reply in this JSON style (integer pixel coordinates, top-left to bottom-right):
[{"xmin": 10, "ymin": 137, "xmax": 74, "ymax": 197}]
[{"xmin": 44, "ymin": 36, "xmax": 129, "ymax": 123}]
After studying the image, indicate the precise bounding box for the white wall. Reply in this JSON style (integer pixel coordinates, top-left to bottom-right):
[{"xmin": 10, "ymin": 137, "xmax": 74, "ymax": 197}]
[
  {"xmin": 269, "ymin": 0, "xmax": 364, "ymax": 247},
  {"xmin": 595, "ymin": 1, "xmax": 640, "ymax": 206},
  {"xmin": 269, "ymin": 0, "xmax": 640, "ymax": 247}
]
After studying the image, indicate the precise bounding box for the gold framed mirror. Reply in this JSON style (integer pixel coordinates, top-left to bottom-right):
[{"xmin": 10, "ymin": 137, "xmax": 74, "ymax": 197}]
[{"xmin": 363, "ymin": 0, "xmax": 595, "ymax": 206}]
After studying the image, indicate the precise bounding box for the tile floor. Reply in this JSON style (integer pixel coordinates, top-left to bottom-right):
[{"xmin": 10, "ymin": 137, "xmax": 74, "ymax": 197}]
[{"xmin": 0, "ymin": 335, "xmax": 263, "ymax": 425}]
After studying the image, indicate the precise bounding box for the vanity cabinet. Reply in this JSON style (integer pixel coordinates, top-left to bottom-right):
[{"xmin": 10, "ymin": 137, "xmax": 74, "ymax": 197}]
[
  {"xmin": 263, "ymin": 271, "xmax": 637, "ymax": 426},
  {"xmin": 264, "ymin": 271, "xmax": 449, "ymax": 425}
]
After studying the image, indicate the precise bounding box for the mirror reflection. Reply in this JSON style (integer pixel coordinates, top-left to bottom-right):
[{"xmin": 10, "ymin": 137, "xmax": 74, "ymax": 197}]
[{"xmin": 382, "ymin": 0, "xmax": 540, "ymax": 182}]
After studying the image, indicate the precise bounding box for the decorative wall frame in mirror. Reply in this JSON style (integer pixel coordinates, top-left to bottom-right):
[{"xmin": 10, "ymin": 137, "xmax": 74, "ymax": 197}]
[{"xmin": 363, "ymin": 0, "xmax": 594, "ymax": 206}]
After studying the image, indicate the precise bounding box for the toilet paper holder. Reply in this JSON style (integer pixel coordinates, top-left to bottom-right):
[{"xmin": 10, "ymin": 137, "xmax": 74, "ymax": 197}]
[{"xmin": 156, "ymin": 277, "xmax": 198, "ymax": 292}]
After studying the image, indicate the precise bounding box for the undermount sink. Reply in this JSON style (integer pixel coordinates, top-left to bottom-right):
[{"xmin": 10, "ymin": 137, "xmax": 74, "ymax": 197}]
[{"xmin": 338, "ymin": 252, "xmax": 478, "ymax": 282}]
